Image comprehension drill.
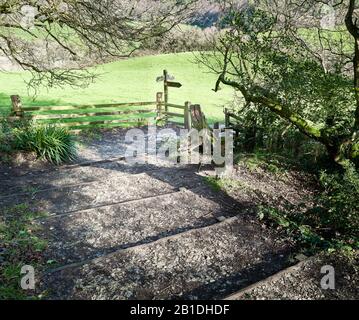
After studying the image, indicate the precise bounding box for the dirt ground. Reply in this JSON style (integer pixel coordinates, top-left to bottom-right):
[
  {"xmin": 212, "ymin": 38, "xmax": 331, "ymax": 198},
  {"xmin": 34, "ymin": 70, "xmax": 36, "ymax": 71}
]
[{"xmin": 0, "ymin": 128, "xmax": 357, "ymax": 300}]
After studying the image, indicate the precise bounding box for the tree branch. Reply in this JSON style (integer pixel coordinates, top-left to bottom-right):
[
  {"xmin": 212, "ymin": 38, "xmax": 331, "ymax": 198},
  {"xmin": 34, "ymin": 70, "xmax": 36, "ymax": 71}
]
[{"xmin": 216, "ymin": 74, "xmax": 334, "ymax": 147}]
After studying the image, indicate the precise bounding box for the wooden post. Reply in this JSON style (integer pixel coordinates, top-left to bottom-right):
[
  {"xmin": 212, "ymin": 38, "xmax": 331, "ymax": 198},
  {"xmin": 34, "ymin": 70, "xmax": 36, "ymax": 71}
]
[
  {"xmin": 224, "ymin": 108, "xmax": 230, "ymax": 128},
  {"xmin": 11, "ymin": 95, "xmax": 23, "ymax": 117},
  {"xmin": 156, "ymin": 92, "xmax": 163, "ymax": 120},
  {"xmin": 184, "ymin": 101, "xmax": 191, "ymax": 130},
  {"xmin": 163, "ymin": 69, "xmax": 168, "ymax": 113}
]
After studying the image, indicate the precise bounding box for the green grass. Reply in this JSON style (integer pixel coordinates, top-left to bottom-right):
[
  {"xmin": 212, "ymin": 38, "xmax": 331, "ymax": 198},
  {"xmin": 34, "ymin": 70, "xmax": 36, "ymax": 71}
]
[
  {"xmin": 235, "ymin": 151, "xmax": 291, "ymax": 174},
  {"xmin": 204, "ymin": 176, "xmax": 247, "ymax": 193},
  {"xmin": 0, "ymin": 53, "xmax": 235, "ymax": 124}
]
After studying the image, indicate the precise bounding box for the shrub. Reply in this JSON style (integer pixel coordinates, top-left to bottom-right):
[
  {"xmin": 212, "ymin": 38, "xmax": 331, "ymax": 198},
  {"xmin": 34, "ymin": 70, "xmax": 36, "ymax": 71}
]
[
  {"xmin": 14, "ymin": 125, "xmax": 77, "ymax": 165},
  {"xmin": 1, "ymin": 118, "xmax": 33, "ymax": 148},
  {"xmin": 257, "ymin": 163, "xmax": 359, "ymax": 251},
  {"xmin": 0, "ymin": 119, "xmax": 15, "ymax": 153},
  {"xmin": 0, "ymin": 122, "xmax": 9, "ymax": 151},
  {"xmin": 318, "ymin": 163, "xmax": 359, "ymax": 247},
  {"xmin": 142, "ymin": 25, "xmax": 216, "ymax": 54}
]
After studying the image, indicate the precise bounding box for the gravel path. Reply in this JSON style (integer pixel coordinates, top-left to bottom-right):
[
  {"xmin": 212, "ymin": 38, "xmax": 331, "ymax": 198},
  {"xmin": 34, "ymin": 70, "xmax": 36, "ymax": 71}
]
[
  {"xmin": 4, "ymin": 128, "xmax": 353, "ymax": 300},
  {"xmin": 39, "ymin": 216, "xmax": 293, "ymax": 300}
]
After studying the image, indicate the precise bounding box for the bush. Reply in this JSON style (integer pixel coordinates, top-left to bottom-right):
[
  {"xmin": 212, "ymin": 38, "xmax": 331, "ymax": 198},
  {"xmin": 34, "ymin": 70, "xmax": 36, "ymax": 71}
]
[
  {"xmin": 14, "ymin": 125, "xmax": 77, "ymax": 165},
  {"xmin": 1, "ymin": 118, "xmax": 32, "ymax": 143},
  {"xmin": 0, "ymin": 118, "xmax": 27, "ymax": 154},
  {"xmin": 254, "ymin": 162, "xmax": 359, "ymax": 252},
  {"xmin": 0, "ymin": 120, "xmax": 11, "ymax": 153},
  {"xmin": 318, "ymin": 164, "xmax": 359, "ymax": 247},
  {"xmin": 142, "ymin": 25, "xmax": 216, "ymax": 54}
]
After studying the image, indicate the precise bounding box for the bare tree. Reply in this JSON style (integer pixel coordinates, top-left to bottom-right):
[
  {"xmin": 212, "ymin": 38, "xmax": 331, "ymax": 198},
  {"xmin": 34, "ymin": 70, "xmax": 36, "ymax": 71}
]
[{"xmin": 0, "ymin": 0, "xmax": 198, "ymax": 88}]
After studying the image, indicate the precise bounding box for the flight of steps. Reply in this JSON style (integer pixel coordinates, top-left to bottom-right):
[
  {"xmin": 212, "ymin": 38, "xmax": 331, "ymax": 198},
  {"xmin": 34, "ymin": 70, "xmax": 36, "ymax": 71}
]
[{"xmin": 0, "ymin": 158, "xmax": 295, "ymax": 300}]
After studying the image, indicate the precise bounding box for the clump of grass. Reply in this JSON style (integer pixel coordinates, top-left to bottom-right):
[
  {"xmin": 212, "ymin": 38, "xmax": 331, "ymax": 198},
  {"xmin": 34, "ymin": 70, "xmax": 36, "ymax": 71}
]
[
  {"xmin": 235, "ymin": 151, "xmax": 294, "ymax": 174},
  {"xmin": 0, "ymin": 204, "xmax": 48, "ymax": 300},
  {"xmin": 14, "ymin": 125, "xmax": 77, "ymax": 165},
  {"xmin": 204, "ymin": 176, "xmax": 247, "ymax": 193}
]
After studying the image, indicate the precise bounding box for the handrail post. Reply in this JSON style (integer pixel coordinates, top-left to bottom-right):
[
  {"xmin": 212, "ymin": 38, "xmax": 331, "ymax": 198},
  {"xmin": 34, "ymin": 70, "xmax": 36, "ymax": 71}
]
[
  {"xmin": 184, "ymin": 101, "xmax": 191, "ymax": 130},
  {"xmin": 11, "ymin": 95, "xmax": 23, "ymax": 118}
]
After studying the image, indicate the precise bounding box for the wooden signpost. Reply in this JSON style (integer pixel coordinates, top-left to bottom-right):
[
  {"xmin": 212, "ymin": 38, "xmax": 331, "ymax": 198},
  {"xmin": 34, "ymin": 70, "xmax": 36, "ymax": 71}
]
[
  {"xmin": 167, "ymin": 81, "xmax": 182, "ymax": 88},
  {"xmin": 163, "ymin": 69, "xmax": 182, "ymax": 112}
]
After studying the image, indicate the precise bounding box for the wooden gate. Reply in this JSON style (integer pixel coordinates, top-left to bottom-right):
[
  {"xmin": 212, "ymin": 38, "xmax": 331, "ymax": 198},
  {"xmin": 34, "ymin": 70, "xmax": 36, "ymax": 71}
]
[{"xmin": 7, "ymin": 93, "xmax": 192, "ymax": 133}]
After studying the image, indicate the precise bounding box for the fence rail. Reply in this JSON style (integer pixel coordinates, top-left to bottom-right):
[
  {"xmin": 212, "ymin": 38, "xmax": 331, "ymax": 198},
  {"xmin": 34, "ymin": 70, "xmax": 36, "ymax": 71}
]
[
  {"xmin": 32, "ymin": 109, "xmax": 154, "ymax": 120},
  {"xmin": 160, "ymin": 103, "xmax": 186, "ymax": 110},
  {"xmin": 23, "ymin": 101, "xmax": 157, "ymax": 112},
  {"xmin": 4, "ymin": 93, "xmax": 193, "ymax": 132},
  {"xmin": 224, "ymin": 108, "xmax": 241, "ymax": 128}
]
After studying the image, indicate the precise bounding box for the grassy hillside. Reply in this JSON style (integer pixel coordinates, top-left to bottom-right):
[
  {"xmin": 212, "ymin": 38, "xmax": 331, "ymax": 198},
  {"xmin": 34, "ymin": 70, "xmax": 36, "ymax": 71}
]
[{"xmin": 0, "ymin": 53, "xmax": 235, "ymax": 123}]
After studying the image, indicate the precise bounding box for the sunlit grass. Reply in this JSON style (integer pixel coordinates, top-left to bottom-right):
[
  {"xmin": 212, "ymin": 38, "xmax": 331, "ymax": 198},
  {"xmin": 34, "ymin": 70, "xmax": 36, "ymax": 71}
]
[{"xmin": 0, "ymin": 53, "xmax": 235, "ymax": 124}]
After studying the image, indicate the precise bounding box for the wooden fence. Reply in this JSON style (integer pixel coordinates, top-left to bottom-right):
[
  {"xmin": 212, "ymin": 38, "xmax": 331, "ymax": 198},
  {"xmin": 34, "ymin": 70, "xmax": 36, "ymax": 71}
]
[
  {"xmin": 6, "ymin": 92, "xmax": 192, "ymax": 132},
  {"xmin": 224, "ymin": 108, "xmax": 241, "ymax": 129}
]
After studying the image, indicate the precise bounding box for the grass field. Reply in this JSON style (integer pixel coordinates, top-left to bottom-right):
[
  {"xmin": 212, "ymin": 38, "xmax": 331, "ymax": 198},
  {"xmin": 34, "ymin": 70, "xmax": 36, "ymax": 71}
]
[{"xmin": 0, "ymin": 53, "xmax": 235, "ymax": 124}]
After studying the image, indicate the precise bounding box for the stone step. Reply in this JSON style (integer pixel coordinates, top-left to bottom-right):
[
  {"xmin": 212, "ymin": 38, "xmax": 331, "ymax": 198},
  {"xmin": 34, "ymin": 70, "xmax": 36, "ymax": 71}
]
[
  {"xmin": 39, "ymin": 216, "xmax": 294, "ymax": 300},
  {"xmin": 38, "ymin": 187, "xmax": 239, "ymax": 265},
  {"xmin": 0, "ymin": 166, "xmax": 207, "ymax": 214}
]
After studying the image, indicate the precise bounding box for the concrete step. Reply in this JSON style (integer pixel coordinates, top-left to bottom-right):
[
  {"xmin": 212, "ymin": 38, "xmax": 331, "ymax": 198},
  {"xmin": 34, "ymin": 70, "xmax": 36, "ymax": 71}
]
[
  {"xmin": 0, "ymin": 166, "xmax": 207, "ymax": 214},
  {"xmin": 38, "ymin": 187, "xmax": 239, "ymax": 265},
  {"xmin": 39, "ymin": 216, "xmax": 294, "ymax": 300}
]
